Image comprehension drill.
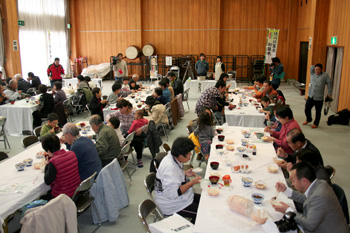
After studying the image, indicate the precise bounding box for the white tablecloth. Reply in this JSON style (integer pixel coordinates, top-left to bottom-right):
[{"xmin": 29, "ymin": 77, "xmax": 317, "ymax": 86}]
[
  {"xmin": 0, "ymin": 99, "xmax": 39, "ymax": 136},
  {"xmin": 184, "ymin": 80, "xmax": 236, "ymax": 93},
  {"xmin": 62, "ymin": 78, "xmax": 102, "ymax": 89},
  {"xmin": 225, "ymin": 93, "xmax": 265, "ymax": 128},
  {"xmin": 193, "ymin": 126, "xmax": 295, "ymax": 233},
  {"xmin": 0, "ymin": 142, "xmax": 50, "ymax": 224}
]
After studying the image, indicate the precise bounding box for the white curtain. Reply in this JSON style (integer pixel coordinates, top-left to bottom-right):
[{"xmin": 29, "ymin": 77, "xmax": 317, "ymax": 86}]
[
  {"xmin": 331, "ymin": 48, "xmax": 343, "ymax": 112},
  {"xmin": 0, "ymin": 12, "xmax": 6, "ymax": 79},
  {"xmin": 18, "ymin": 0, "xmax": 67, "ymax": 85}
]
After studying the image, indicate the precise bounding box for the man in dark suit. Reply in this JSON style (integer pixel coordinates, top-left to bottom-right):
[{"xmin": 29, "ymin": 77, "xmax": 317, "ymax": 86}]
[
  {"xmin": 273, "ymin": 162, "xmax": 349, "ymax": 233},
  {"xmin": 277, "ymin": 128, "xmax": 323, "ymax": 166},
  {"xmin": 168, "ymin": 72, "xmax": 183, "ymax": 97}
]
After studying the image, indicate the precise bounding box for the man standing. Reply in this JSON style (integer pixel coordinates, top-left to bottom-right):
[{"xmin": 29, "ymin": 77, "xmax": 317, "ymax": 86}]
[
  {"xmin": 168, "ymin": 72, "xmax": 183, "ymax": 97},
  {"xmin": 272, "ymin": 162, "xmax": 349, "ymax": 233},
  {"xmin": 89, "ymin": 115, "xmax": 121, "ymax": 167},
  {"xmin": 27, "ymin": 72, "xmax": 41, "ymax": 89},
  {"xmin": 113, "ymin": 53, "xmax": 128, "ymax": 82},
  {"xmin": 61, "ymin": 123, "xmax": 102, "ymax": 181},
  {"xmin": 303, "ymin": 64, "xmax": 332, "ymax": 128},
  {"xmin": 269, "ymin": 57, "xmax": 284, "ymax": 90},
  {"xmin": 47, "ymin": 57, "xmax": 65, "ymax": 87},
  {"xmin": 14, "ymin": 74, "xmax": 31, "ymax": 93},
  {"xmin": 195, "ymin": 53, "xmax": 209, "ymax": 80}
]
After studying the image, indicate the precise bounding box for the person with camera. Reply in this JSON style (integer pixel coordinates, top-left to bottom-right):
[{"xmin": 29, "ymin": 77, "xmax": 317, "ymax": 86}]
[
  {"xmin": 269, "ymin": 57, "xmax": 284, "ymax": 90},
  {"xmin": 303, "ymin": 63, "xmax": 332, "ymax": 129},
  {"xmin": 112, "ymin": 53, "xmax": 128, "ymax": 82},
  {"xmin": 272, "ymin": 162, "xmax": 349, "ymax": 233}
]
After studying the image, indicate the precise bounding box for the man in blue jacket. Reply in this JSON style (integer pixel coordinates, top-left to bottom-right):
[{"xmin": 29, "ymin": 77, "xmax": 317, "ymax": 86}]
[{"xmin": 195, "ymin": 53, "xmax": 209, "ymax": 79}]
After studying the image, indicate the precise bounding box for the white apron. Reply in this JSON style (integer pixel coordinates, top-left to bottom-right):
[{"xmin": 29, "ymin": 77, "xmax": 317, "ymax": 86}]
[{"xmin": 215, "ymin": 62, "xmax": 223, "ymax": 80}]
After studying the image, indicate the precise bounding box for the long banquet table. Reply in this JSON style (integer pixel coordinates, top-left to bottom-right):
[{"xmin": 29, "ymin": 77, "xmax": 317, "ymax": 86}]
[
  {"xmin": 62, "ymin": 78, "xmax": 102, "ymax": 89},
  {"xmin": 0, "ymin": 99, "xmax": 39, "ymax": 136},
  {"xmin": 184, "ymin": 80, "xmax": 237, "ymax": 93},
  {"xmin": 193, "ymin": 126, "xmax": 295, "ymax": 233},
  {"xmin": 225, "ymin": 92, "xmax": 265, "ymax": 128},
  {"xmin": 0, "ymin": 142, "xmax": 50, "ymax": 226}
]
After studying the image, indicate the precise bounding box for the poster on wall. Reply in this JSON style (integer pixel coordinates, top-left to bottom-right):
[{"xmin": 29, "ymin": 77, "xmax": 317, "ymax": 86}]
[
  {"xmin": 264, "ymin": 29, "xmax": 279, "ymax": 64},
  {"xmin": 150, "ymin": 56, "xmax": 158, "ymax": 79},
  {"xmin": 166, "ymin": 56, "xmax": 172, "ymax": 66}
]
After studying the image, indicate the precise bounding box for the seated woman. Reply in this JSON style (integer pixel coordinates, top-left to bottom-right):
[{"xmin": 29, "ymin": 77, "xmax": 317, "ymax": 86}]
[
  {"xmin": 264, "ymin": 105, "xmax": 300, "ymax": 154},
  {"xmin": 33, "ymin": 84, "xmax": 54, "ymax": 127},
  {"xmin": 128, "ymin": 79, "xmax": 139, "ymax": 91},
  {"xmin": 89, "ymin": 87, "xmax": 107, "ymax": 120},
  {"xmin": 144, "ymin": 96, "xmax": 169, "ymax": 125},
  {"xmin": 52, "ymin": 81, "xmax": 67, "ymax": 104},
  {"xmin": 106, "ymin": 99, "xmax": 135, "ymax": 134},
  {"xmin": 77, "ymin": 75, "xmax": 89, "ymax": 89},
  {"xmin": 42, "ymin": 134, "xmax": 81, "ymax": 200},
  {"xmin": 155, "ymin": 137, "xmax": 201, "ymax": 223}
]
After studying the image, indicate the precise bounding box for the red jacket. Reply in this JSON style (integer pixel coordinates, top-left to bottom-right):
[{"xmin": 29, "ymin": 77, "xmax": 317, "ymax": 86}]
[
  {"xmin": 272, "ymin": 119, "xmax": 301, "ymax": 154},
  {"xmin": 47, "ymin": 63, "xmax": 65, "ymax": 80},
  {"xmin": 50, "ymin": 149, "xmax": 81, "ymax": 197}
]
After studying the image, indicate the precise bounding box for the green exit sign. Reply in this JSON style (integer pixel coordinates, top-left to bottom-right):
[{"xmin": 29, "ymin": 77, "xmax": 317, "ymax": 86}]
[
  {"xmin": 18, "ymin": 20, "xmax": 25, "ymax": 26},
  {"xmin": 331, "ymin": 36, "xmax": 337, "ymax": 45}
]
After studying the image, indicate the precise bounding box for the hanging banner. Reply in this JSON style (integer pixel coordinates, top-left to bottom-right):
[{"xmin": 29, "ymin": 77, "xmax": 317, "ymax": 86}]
[
  {"xmin": 150, "ymin": 56, "xmax": 158, "ymax": 80},
  {"xmin": 264, "ymin": 29, "xmax": 279, "ymax": 64}
]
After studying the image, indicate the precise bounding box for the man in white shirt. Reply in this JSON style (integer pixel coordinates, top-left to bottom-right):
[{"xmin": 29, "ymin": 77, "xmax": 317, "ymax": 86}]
[
  {"xmin": 272, "ymin": 162, "xmax": 349, "ymax": 233},
  {"xmin": 154, "ymin": 137, "xmax": 201, "ymax": 223}
]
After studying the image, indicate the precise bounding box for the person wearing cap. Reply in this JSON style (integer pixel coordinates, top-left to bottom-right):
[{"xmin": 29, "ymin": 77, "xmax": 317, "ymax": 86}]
[
  {"xmin": 112, "ymin": 53, "xmax": 128, "ymax": 82},
  {"xmin": 27, "ymin": 72, "xmax": 41, "ymax": 89},
  {"xmin": 195, "ymin": 53, "xmax": 209, "ymax": 80},
  {"xmin": 145, "ymin": 96, "xmax": 169, "ymax": 125},
  {"xmin": 47, "ymin": 57, "xmax": 65, "ymax": 87}
]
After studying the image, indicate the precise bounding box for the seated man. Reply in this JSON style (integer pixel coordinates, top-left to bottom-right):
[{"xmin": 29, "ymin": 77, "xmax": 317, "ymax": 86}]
[
  {"xmin": 168, "ymin": 72, "xmax": 183, "ymax": 97},
  {"xmin": 155, "ymin": 137, "xmax": 202, "ymax": 224},
  {"xmin": 152, "ymin": 87, "xmax": 167, "ymax": 105},
  {"xmin": 89, "ymin": 114, "xmax": 121, "ymax": 167},
  {"xmin": 295, "ymin": 149, "xmax": 331, "ymax": 185},
  {"xmin": 277, "ymin": 128, "xmax": 323, "ymax": 166},
  {"xmin": 27, "ymin": 72, "xmax": 41, "ymax": 89},
  {"xmin": 159, "ymin": 79, "xmax": 171, "ymax": 104},
  {"xmin": 42, "ymin": 134, "xmax": 81, "ymax": 200},
  {"xmin": 15, "ymin": 73, "xmax": 31, "ymax": 93},
  {"xmin": 52, "ymin": 81, "xmax": 67, "ymax": 104},
  {"xmin": 254, "ymin": 80, "xmax": 278, "ymax": 100},
  {"xmin": 107, "ymin": 82, "xmax": 123, "ymax": 104},
  {"xmin": 61, "ymin": 123, "xmax": 102, "ymax": 181},
  {"xmin": 273, "ymin": 162, "xmax": 348, "ymax": 233},
  {"xmin": 77, "ymin": 75, "xmax": 89, "ymax": 89},
  {"xmin": 40, "ymin": 113, "xmax": 60, "ymax": 137},
  {"xmin": 4, "ymin": 80, "xmax": 22, "ymax": 103},
  {"xmin": 244, "ymin": 75, "xmax": 265, "ymax": 93}
]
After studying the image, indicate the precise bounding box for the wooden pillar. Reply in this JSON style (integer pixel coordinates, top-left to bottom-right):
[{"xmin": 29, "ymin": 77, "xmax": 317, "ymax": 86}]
[
  {"xmin": 305, "ymin": 0, "xmax": 329, "ymax": 97},
  {"xmin": 1, "ymin": 0, "xmax": 22, "ymax": 77}
]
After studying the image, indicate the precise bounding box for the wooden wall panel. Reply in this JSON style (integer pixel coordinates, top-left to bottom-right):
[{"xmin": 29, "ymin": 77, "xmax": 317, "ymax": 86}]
[
  {"xmin": 70, "ymin": 0, "xmax": 141, "ymax": 65},
  {"xmin": 327, "ymin": 0, "xmax": 350, "ymax": 110}
]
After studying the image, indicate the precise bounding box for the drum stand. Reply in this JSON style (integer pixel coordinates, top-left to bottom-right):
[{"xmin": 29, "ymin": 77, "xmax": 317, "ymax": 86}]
[{"xmin": 182, "ymin": 61, "xmax": 195, "ymax": 84}]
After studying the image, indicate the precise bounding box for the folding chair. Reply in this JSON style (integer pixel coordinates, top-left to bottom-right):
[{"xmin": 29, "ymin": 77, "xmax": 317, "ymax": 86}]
[
  {"xmin": 21, "ymin": 135, "xmax": 39, "ymax": 149},
  {"xmin": 72, "ymin": 172, "xmax": 101, "ymax": 233},
  {"xmin": 33, "ymin": 126, "xmax": 42, "ymax": 138},
  {"xmin": 138, "ymin": 199, "xmax": 164, "ymax": 232},
  {"xmin": 144, "ymin": 172, "xmax": 156, "ymax": 200},
  {"xmin": 0, "ymin": 117, "xmax": 11, "ymax": 150},
  {"xmin": 122, "ymin": 132, "xmax": 137, "ymax": 175},
  {"xmin": 182, "ymin": 88, "xmax": 190, "ymax": 112},
  {"xmin": 118, "ymin": 142, "xmax": 133, "ymax": 183}
]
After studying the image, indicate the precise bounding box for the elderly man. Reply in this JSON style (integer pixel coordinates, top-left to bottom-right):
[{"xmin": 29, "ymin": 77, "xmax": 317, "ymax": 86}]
[
  {"xmin": 14, "ymin": 73, "xmax": 31, "ymax": 93},
  {"xmin": 168, "ymin": 72, "xmax": 183, "ymax": 97},
  {"xmin": 61, "ymin": 123, "xmax": 102, "ymax": 181},
  {"xmin": 27, "ymin": 72, "xmax": 41, "ymax": 89},
  {"xmin": 129, "ymin": 74, "xmax": 142, "ymax": 89},
  {"xmin": 4, "ymin": 80, "xmax": 22, "ymax": 103},
  {"xmin": 89, "ymin": 115, "xmax": 121, "ymax": 167},
  {"xmin": 254, "ymin": 80, "xmax": 278, "ymax": 100},
  {"xmin": 273, "ymin": 162, "xmax": 349, "ymax": 233},
  {"xmin": 277, "ymin": 128, "xmax": 323, "ymax": 166}
]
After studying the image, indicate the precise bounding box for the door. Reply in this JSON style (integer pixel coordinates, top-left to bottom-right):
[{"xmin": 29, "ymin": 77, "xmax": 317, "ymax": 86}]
[{"xmin": 299, "ymin": 42, "xmax": 309, "ymax": 83}]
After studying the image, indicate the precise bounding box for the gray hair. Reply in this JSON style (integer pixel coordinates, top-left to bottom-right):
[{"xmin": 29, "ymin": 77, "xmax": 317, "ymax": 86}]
[
  {"xmin": 9, "ymin": 79, "xmax": 16, "ymax": 87},
  {"xmin": 14, "ymin": 73, "xmax": 22, "ymax": 80},
  {"xmin": 89, "ymin": 114, "xmax": 103, "ymax": 126},
  {"xmin": 62, "ymin": 123, "xmax": 79, "ymax": 137}
]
